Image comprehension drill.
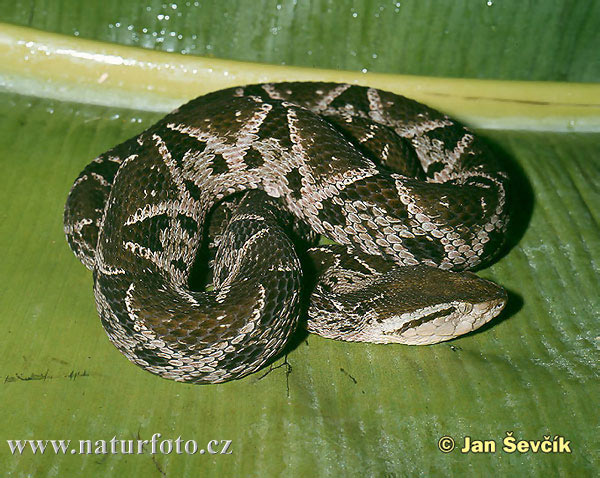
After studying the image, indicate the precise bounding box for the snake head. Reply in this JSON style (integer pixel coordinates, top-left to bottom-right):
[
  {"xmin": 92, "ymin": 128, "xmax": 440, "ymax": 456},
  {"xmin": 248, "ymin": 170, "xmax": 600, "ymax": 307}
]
[{"xmin": 308, "ymin": 263, "xmax": 507, "ymax": 345}]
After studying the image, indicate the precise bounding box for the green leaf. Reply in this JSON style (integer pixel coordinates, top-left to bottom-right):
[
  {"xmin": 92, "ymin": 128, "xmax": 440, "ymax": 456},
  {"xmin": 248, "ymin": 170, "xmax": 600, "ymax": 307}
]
[
  {"xmin": 0, "ymin": 2, "xmax": 598, "ymax": 476},
  {"xmin": 1, "ymin": 0, "xmax": 599, "ymax": 82}
]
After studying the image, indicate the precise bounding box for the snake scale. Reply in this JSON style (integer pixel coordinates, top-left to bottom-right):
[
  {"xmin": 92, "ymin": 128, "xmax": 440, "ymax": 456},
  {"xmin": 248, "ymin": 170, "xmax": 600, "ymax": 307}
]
[{"xmin": 64, "ymin": 82, "xmax": 510, "ymax": 384}]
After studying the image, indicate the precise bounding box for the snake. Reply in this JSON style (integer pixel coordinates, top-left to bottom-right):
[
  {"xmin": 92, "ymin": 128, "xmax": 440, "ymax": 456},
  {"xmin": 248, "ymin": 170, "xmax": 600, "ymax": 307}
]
[{"xmin": 64, "ymin": 82, "xmax": 510, "ymax": 384}]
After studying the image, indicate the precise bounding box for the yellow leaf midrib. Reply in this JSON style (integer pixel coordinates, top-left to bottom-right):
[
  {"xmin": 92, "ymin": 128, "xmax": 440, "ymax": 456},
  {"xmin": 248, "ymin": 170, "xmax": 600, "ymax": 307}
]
[{"xmin": 1, "ymin": 23, "xmax": 599, "ymax": 132}]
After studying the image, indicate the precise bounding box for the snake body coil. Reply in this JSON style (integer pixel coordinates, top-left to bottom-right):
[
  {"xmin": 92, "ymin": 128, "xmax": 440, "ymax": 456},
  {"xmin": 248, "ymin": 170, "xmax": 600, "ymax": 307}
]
[{"xmin": 64, "ymin": 83, "xmax": 509, "ymax": 383}]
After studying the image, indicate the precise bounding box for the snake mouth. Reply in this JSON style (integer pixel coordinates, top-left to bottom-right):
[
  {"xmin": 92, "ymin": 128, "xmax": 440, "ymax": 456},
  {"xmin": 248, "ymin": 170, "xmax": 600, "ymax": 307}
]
[{"xmin": 374, "ymin": 297, "xmax": 507, "ymax": 345}]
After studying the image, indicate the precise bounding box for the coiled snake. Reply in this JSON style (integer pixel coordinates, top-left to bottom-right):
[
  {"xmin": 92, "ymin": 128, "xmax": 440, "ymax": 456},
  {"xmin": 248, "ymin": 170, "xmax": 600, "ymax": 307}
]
[{"xmin": 64, "ymin": 82, "xmax": 509, "ymax": 384}]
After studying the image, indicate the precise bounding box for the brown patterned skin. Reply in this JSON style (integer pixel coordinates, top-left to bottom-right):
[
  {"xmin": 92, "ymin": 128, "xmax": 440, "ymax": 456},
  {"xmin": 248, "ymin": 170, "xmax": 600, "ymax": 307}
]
[{"xmin": 64, "ymin": 82, "xmax": 510, "ymax": 383}]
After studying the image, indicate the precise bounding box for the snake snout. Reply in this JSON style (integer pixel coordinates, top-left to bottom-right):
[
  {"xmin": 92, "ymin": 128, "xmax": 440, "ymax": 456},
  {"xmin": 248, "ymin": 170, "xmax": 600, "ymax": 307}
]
[{"xmin": 384, "ymin": 295, "xmax": 507, "ymax": 345}]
